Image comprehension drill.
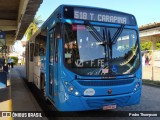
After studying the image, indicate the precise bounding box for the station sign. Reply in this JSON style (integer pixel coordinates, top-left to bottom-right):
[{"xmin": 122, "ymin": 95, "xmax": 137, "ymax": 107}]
[{"xmin": 0, "ymin": 31, "xmax": 5, "ymax": 47}]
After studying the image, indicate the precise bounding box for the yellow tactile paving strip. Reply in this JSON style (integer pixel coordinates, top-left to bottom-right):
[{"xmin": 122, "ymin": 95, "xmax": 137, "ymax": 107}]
[
  {"xmin": 0, "ymin": 77, "xmax": 13, "ymax": 120},
  {"xmin": 0, "ymin": 68, "xmax": 45, "ymax": 120}
]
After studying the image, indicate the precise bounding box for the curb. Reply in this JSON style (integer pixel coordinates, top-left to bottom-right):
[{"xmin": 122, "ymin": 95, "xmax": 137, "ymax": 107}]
[{"xmin": 142, "ymin": 81, "xmax": 160, "ymax": 88}]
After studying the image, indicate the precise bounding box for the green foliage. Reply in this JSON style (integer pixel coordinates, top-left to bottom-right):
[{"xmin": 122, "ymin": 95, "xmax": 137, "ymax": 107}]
[
  {"xmin": 140, "ymin": 41, "xmax": 160, "ymax": 51},
  {"xmin": 140, "ymin": 41, "xmax": 152, "ymax": 51},
  {"xmin": 25, "ymin": 16, "xmax": 43, "ymax": 41},
  {"xmin": 156, "ymin": 42, "xmax": 160, "ymax": 50},
  {"xmin": 10, "ymin": 56, "xmax": 18, "ymax": 65}
]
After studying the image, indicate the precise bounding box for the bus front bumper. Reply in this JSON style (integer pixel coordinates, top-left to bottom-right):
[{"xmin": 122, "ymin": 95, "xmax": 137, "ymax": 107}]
[{"xmin": 57, "ymin": 88, "xmax": 141, "ymax": 111}]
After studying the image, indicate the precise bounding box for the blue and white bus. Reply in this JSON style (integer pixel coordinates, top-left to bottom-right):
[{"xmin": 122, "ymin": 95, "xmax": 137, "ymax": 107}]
[{"xmin": 26, "ymin": 5, "xmax": 142, "ymax": 111}]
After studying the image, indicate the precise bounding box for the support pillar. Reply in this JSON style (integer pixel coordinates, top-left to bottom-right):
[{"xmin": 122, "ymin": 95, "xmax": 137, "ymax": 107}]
[{"xmin": 151, "ymin": 37, "xmax": 156, "ymax": 80}]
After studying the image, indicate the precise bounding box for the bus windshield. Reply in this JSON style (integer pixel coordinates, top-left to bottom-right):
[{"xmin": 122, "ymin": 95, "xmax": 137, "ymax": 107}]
[{"xmin": 64, "ymin": 23, "xmax": 140, "ymax": 76}]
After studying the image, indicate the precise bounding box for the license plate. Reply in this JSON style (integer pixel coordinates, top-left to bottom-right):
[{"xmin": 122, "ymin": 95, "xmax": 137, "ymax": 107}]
[{"xmin": 103, "ymin": 104, "xmax": 116, "ymax": 110}]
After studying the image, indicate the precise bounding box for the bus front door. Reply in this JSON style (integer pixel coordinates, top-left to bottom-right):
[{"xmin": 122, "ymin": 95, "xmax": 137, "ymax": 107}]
[{"xmin": 49, "ymin": 29, "xmax": 55, "ymax": 99}]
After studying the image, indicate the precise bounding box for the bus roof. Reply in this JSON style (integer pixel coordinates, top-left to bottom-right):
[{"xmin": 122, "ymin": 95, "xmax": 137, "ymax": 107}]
[
  {"xmin": 41, "ymin": 4, "xmax": 137, "ymax": 30},
  {"xmin": 61, "ymin": 4, "xmax": 135, "ymax": 17}
]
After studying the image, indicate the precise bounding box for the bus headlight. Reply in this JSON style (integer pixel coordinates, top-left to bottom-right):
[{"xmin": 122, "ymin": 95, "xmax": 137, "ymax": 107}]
[{"xmin": 64, "ymin": 81, "xmax": 80, "ymax": 96}]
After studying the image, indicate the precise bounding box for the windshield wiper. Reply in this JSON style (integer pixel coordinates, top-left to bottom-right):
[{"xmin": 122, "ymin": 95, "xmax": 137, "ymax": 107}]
[
  {"xmin": 85, "ymin": 22, "xmax": 108, "ymax": 62},
  {"xmin": 107, "ymin": 25, "xmax": 125, "ymax": 59},
  {"xmin": 111, "ymin": 24, "xmax": 125, "ymax": 44},
  {"xmin": 103, "ymin": 29, "xmax": 108, "ymax": 62},
  {"xmin": 84, "ymin": 22, "xmax": 109, "ymax": 64},
  {"xmin": 98, "ymin": 24, "xmax": 125, "ymax": 46},
  {"xmin": 106, "ymin": 30, "xmax": 112, "ymax": 59},
  {"xmin": 84, "ymin": 22, "xmax": 125, "ymax": 63},
  {"xmin": 85, "ymin": 21, "xmax": 103, "ymax": 42}
]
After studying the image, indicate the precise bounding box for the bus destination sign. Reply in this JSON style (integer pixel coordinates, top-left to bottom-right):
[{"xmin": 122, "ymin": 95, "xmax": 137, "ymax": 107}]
[{"xmin": 74, "ymin": 8, "xmax": 131, "ymax": 24}]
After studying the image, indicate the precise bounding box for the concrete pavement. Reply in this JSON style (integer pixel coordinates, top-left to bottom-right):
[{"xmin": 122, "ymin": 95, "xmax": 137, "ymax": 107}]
[{"xmin": 0, "ymin": 67, "xmax": 47, "ymax": 120}]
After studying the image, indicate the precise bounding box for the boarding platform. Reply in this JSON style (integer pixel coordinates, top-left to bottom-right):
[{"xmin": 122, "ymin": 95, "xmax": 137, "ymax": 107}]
[{"xmin": 0, "ymin": 66, "xmax": 47, "ymax": 120}]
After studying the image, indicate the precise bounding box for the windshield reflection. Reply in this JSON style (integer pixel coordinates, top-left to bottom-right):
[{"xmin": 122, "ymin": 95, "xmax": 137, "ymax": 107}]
[{"xmin": 64, "ymin": 23, "xmax": 140, "ymax": 76}]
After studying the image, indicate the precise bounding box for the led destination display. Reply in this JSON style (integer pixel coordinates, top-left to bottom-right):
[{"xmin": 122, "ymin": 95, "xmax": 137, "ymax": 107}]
[{"xmin": 64, "ymin": 7, "xmax": 136, "ymax": 25}]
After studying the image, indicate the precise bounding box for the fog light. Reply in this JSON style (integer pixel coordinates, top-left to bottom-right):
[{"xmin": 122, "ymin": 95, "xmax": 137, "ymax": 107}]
[
  {"xmin": 134, "ymin": 82, "xmax": 140, "ymax": 92},
  {"xmin": 68, "ymin": 86, "xmax": 74, "ymax": 92},
  {"xmin": 63, "ymin": 81, "xmax": 81, "ymax": 96},
  {"xmin": 64, "ymin": 81, "xmax": 68, "ymax": 85},
  {"xmin": 136, "ymin": 83, "xmax": 140, "ymax": 88},
  {"xmin": 75, "ymin": 91, "xmax": 79, "ymax": 96}
]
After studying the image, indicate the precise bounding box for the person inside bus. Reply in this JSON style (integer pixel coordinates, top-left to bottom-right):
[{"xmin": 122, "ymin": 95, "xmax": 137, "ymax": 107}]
[
  {"xmin": 64, "ymin": 43, "xmax": 72, "ymax": 64},
  {"xmin": 39, "ymin": 47, "xmax": 45, "ymax": 56},
  {"xmin": 71, "ymin": 43, "xmax": 78, "ymax": 67}
]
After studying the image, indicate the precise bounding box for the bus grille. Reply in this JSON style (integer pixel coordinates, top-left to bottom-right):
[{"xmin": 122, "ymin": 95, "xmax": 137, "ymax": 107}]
[
  {"xmin": 77, "ymin": 79, "xmax": 134, "ymax": 86},
  {"xmin": 86, "ymin": 96, "xmax": 130, "ymax": 108}
]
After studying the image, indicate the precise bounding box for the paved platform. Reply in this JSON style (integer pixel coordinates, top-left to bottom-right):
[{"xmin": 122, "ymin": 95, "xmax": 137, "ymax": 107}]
[
  {"xmin": 0, "ymin": 67, "xmax": 47, "ymax": 120},
  {"xmin": 142, "ymin": 66, "xmax": 160, "ymax": 81}
]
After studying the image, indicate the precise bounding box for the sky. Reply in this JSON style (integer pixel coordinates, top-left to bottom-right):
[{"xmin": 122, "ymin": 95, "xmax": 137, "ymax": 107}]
[
  {"xmin": 13, "ymin": 0, "xmax": 160, "ymax": 52},
  {"xmin": 35, "ymin": 0, "xmax": 160, "ymax": 26}
]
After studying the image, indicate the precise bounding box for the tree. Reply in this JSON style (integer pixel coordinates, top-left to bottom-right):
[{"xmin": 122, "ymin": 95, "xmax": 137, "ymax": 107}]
[
  {"xmin": 25, "ymin": 16, "xmax": 43, "ymax": 40},
  {"xmin": 140, "ymin": 41, "xmax": 152, "ymax": 51},
  {"xmin": 140, "ymin": 41, "xmax": 160, "ymax": 51},
  {"xmin": 156, "ymin": 42, "xmax": 160, "ymax": 50}
]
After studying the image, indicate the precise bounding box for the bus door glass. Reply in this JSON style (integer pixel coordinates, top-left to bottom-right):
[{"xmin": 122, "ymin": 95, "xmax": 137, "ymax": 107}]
[
  {"xmin": 49, "ymin": 24, "xmax": 60, "ymax": 99},
  {"xmin": 49, "ymin": 29, "xmax": 55, "ymax": 97}
]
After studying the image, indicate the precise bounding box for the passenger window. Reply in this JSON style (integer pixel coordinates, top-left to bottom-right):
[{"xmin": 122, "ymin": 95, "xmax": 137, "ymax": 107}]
[{"xmin": 30, "ymin": 43, "xmax": 34, "ymax": 61}]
